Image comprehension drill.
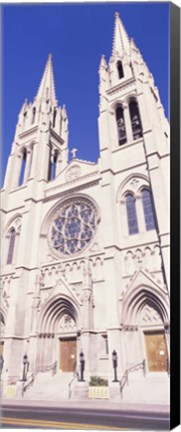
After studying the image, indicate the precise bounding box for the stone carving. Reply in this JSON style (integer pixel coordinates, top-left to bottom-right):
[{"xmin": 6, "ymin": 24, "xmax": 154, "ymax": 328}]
[
  {"xmin": 124, "ymin": 244, "xmax": 161, "ymax": 276},
  {"xmin": 40, "ymin": 287, "xmax": 53, "ymax": 304},
  {"xmin": 71, "ymin": 283, "xmax": 83, "ymax": 302},
  {"xmin": 59, "ymin": 314, "xmax": 76, "ymax": 330},
  {"xmin": 123, "ymin": 325, "xmax": 138, "ymax": 331},
  {"xmin": 141, "ymin": 305, "xmax": 162, "ymax": 325},
  {"xmin": 130, "ymin": 178, "xmax": 140, "ymax": 189},
  {"xmin": 65, "ymin": 165, "xmax": 81, "ymax": 182}
]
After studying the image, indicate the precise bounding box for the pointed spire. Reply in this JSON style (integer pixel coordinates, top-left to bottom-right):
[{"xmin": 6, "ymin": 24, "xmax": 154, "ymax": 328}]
[
  {"xmin": 36, "ymin": 54, "xmax": 56, "ymax": 103},
  {"xmin": 112, "ymin": 12, "xmax": 130, "ymax": 57}
]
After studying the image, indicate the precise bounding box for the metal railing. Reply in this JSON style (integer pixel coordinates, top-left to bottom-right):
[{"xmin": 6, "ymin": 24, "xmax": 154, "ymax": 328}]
[
  {"xmin": 68, "ymin": 371, "xmax": 79, "ymax": 399},
  {"xmin": 21, "ymin": 361, "xmax": 57, "ymax": 397},
  {"xmin": 22, "ymin": 372, "xmax": 35, "ymax": 397},
  {"xmin": 120, "ymin": 359, "xmax": 146, "ymax": 399},
  {"xmin": 35, "ymin": 361, "xmax": 57, "ymax": 376}
]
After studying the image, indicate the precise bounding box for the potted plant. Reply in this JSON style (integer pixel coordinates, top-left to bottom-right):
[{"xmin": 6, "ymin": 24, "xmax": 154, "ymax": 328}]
[{"xmin": 88, "ymin": 376, "xmax": 109, "ymax": 399}]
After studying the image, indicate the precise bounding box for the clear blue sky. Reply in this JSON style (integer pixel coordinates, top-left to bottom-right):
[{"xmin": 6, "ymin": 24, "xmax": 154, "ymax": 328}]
[{"xmin": 2, "ymin": 3, "xmax": 169, "ymax": 184}]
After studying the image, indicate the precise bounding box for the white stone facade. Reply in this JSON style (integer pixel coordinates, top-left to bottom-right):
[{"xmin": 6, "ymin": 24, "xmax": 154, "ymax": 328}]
[{"xmin": 1, "ymin": 13, "xmax": 170, "ymax": 398}]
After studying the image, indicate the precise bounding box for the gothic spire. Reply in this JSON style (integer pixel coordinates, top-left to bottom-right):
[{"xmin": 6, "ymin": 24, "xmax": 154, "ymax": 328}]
[
  {"xmin": 36, "ymin": 54, "xmax": 56, "ymax": 103},
  {"xmin": 112, "ymin": 12, "xmax": 130, "ymax": 57}
]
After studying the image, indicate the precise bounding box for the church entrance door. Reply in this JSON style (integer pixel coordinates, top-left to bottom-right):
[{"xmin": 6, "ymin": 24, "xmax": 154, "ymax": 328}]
[
  {"xmin": 60, "ymin": 338, "xmax": 77, "ymax": 372},
  {"xmin": 144, "ymin": 331, "xmax": 168, "ymax": 372}
]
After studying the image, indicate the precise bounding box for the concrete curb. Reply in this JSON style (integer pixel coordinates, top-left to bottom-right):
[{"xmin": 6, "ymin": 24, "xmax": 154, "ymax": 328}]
[{"xmin": 1, "ymin": 398, "xmax": 170, "ymax": 414}]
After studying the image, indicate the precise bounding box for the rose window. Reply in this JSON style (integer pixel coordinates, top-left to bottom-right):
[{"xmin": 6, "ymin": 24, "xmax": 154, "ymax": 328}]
[{"xmin": 50, "ymin": 199, "xmax": 98, "ymax": 256}]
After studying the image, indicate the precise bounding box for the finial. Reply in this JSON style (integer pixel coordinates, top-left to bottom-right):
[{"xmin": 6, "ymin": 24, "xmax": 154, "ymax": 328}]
[{"xmin": 71, "ymin": 148, "xmax": 78, "ymax": 159}]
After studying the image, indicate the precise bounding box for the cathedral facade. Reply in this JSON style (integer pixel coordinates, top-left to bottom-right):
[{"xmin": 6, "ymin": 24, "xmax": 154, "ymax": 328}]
[{"xmin": 1, "ymin": 13, "xmax": 170, "ymax": 401}]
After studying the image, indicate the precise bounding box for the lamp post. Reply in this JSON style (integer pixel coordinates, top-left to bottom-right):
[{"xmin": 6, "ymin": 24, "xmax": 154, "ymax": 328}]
[
  {"xmin": 79, "ymin": 351, "xmax": 85, "ymax": 382},
  {"xmin": 22, "ymin": 354, "xmax": 29, "ymax": 382},
  {"xmin": 112, "ymin": 350, "xmax": 118, "ymax": 382},
  {"xmin": 0, "ymin": 355, "xmax": 4, "ymax": 380}
]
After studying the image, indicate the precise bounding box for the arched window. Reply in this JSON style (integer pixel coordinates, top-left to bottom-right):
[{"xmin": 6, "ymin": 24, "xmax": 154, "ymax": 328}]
[
  {"xmin": 53, "ymin": 109, "xmax": 57, "ymax": 128},
  {"xmin": 117, "ymin": 61, "xmax": 124, "ymax": 79},
  {"xmin": 116, "ymin": 106, "xmax": 127, "ymax": 145},
  {"xmin": 32, "ymin": 107, "xmax": 36, "ymax": 124},
  {"xmin": 129, "ymin": 100, "xmax": 142, "ymax": 140},
  {"xmin": 27, "ymin": 146, "xmax": 33, "ymax": 178},
  {"xmin": 7, "ymin": 228, "xmax": 16, "ymax": 265},
  {"xmin": 141, "ymin": 189, "xmax": 156, "ymax": 231},
  {"xmin": 48, "ymin": 148, "xmax": 58, "ymax": 181},
  {"xmin": 19, "ymin": 148, "xmax": 27, "ymax": 186},
  {"xmin": 125, "ymin": 193, "xmax": 139, "ymax": 235}
]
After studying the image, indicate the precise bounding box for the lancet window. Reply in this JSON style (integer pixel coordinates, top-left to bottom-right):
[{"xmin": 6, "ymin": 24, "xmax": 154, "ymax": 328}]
[
  {"xmin": 129, "ymin": 99, "xmax": 142, "ymax": 140},
  {"xmin": 125, "ymin": 193, "xmax": 139, "ymax": 235},
  {"xmin": 48, "ymin": 148, "xmax": 58, "ymax": 181},
  {"xmin": 141, "ymin": 188, "xmax": 156, "ymax": 231},
  {"xmin": 19, "ymin": 148, "xmax": 27, "ymax": 186},
  {"xmin": 117, "ymin": 61, "xmax": 124, "ymax": 79},
  {"xmin": 32, "ymin": 107, "xmax": 36, "ymax": 124},
  {"xmin": 116, "ymin": 106, "xmax": 127, "ymax": 145},
  {"xmin": 7, "ymin": 228, "xmax": 16, "ymax": 265}
]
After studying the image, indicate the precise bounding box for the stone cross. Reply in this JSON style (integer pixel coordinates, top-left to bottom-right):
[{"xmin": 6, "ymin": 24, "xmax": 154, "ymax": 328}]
[{"xmin": 71, "ymin": 148, "xmax": 78, "ymax": 159}]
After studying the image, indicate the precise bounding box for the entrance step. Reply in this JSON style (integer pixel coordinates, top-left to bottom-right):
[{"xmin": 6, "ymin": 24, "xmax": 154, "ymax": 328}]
[
  {"xmin": 120, "ymin": 372, "xmax": 169, "ymax": 404},
  {"xmin": 22, "ymin": 371, "xmax": 74, "ymax": 400}
]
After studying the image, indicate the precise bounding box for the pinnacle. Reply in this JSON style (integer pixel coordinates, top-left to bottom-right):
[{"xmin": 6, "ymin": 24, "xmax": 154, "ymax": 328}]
[
  {"xmin": 36, "ymin": 54, "xmax": 56, "ymax": 103},
  {"xmin": 99, "ymin": 54, "xmax": 107, "ymax": 69}
]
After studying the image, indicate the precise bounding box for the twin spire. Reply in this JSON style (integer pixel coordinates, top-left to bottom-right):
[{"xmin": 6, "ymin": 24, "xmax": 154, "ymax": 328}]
[
  {"xmin": 36, "ymin": 53, "xmax": 57, "ymax": 104},
  {"xmin": 36, "ymin": 13, "xmax": 129, "ymax": 101}
]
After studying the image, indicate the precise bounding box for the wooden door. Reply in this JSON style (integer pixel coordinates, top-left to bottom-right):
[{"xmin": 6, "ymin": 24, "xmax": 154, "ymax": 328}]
[
  {"xmin": 145, "ymin": 331, "xmax": 168, "ymax": 372},
  {"xmin": 60, "ymin": 338, "xmax": 77, "ymax": 372}
]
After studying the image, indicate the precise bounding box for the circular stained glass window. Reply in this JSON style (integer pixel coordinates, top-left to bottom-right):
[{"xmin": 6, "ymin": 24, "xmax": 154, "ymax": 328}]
[{"xmin": 50, "ymin": 199, "xmax": 98, "ymax": 256}]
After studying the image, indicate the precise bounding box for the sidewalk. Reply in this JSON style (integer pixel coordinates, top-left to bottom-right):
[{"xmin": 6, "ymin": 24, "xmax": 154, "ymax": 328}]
[{"xmin": 1, "ymin": 397, "xmax": 170, "ymax": 415}]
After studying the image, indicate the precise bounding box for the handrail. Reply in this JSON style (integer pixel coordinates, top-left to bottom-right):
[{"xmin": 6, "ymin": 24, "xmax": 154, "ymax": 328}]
[
  {"xmin": 21, "ymin": 372, "xmax": 36, "ymax": 397},
  {"xmin": 21, "ymin": 361, "xmax": 57, "ymax": 397},
  {"xmin": 35, "ymin": 361, "xmax": 57, "ymax": 376},
  {"xmin": 68, "ymin": 371, "xmax": 79, "ymax": 399},
  {"xmin": 120, "ymin": 359, "xmax": 146, "ymax": 399}
]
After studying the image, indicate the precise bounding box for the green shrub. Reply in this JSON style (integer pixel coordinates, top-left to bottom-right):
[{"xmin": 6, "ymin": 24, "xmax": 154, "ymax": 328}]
[{"xmin": 89, "ymin": 376, "xmax": 108, "ymax": 387}]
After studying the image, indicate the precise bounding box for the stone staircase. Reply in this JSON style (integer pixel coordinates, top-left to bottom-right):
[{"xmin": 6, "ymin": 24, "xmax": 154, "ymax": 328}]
[
  {"xmin": 120, "ymin": 370, "xmax": 170, "ymax": 404},
  {"xmin": 15, "ymin": 369, "xmax": 169, "ymax": 404},
  {"xmin": 22, "ymin": 371, "xmax": 75, "ymax": 400}
]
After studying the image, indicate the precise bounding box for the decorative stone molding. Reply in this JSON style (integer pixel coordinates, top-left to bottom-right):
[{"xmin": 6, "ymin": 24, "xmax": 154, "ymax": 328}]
[
  {"xmin": 124, "ymin": 243, "xmax": 162, "ymax": 276},
  {"xmin": 65, "ymin": 165, "xmax": 81, "ymax": 182},
  {"xmin": 59, "ymin": 314, "xmax": 76, "ymax": 330},
  {"xmin": 141, "ymin": 305, "xmax": 162, "ymax": 325},
  {"xmin": 123, "ymin": 325, "xmax": 138, "ymax": 331}
]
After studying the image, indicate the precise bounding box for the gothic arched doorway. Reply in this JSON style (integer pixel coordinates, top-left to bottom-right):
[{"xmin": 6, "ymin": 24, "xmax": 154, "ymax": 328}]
[
  {"xmin": 37, "ymin": 295, "xmax": 79, "ymax": 372},
  {"xmin": 122, "ymin": 275, "xmax": 170, "ymax": 373}
]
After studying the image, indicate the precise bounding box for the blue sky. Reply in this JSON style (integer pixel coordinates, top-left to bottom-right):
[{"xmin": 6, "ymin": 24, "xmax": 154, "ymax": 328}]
[{"xmin": 2, "ymin": 3, "xmax": 169, "ymax": 184}]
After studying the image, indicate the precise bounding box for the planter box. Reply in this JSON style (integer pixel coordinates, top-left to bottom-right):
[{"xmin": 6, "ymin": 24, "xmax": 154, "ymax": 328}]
[
  {"xmin": 5, "ymin": 384, "xmax": 17, "ymax": 398},
  {"xmin": 88, "ymin": 386, "xmax": 109, "ymax": 399}
]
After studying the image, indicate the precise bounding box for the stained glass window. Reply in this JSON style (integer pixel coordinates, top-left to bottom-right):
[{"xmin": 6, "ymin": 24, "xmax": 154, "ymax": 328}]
[
  {"xmin": 142, "ymin": 189, "xmax": 156, "ymax": 231},
  {"xmin": 19, "ymin": 149, "xmax": 27, "ymax": 186},
  {"xmin": 50, "ymin": 199, "xmax": 98, "ymax": 256},
  {"xmin": 125, "ymin": 194, "xmax": 139, "ymax": 235},
  {"xmin": 7, "ymin": 228, "xmax": 16, "ymax": 265}
]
